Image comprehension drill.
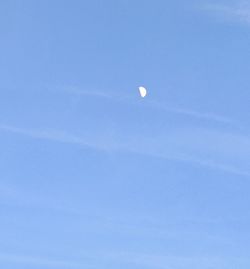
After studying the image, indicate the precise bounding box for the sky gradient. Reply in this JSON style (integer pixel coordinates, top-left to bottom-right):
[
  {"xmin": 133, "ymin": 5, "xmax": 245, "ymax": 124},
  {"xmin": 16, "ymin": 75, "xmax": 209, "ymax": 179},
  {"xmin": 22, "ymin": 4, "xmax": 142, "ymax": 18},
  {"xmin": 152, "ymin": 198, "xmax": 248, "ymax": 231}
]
[{"xmin": 1, "ymin": 0, "xmax": 250, "ymax": 268}]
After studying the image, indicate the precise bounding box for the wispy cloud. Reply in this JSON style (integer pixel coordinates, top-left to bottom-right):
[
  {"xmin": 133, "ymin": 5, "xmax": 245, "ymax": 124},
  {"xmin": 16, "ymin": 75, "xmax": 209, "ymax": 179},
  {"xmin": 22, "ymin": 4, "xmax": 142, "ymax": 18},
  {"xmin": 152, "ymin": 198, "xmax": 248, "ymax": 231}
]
[
  {"xmin": 1, "ymin": 123, "xmax": 250, "ymax": 177},
  {"xmin": 0, "ymin": 124, "xmax": 109, "ymax": 151},
  {"xmin": 62, "ymin": 87, "xmax": 232, "ymax": 124},
  {"xmin": 203, "ymin": 1, "xmax": 250, "ymax": 24},
  {"xmin": 0, "ymin": 253, "xmax": 84, "ymax": 268},
  {"xmin": 146, "ymin": 99, "xmax": 231, "ymax": 124},
  {"xmin": 103, "ymin": 251, "xmax": 250, "ymax": 269}
]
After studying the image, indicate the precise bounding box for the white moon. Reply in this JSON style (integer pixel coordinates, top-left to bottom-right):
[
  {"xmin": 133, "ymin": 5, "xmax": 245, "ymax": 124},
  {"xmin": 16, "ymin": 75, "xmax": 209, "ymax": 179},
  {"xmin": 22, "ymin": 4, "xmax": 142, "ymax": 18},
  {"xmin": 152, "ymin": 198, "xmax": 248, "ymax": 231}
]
[{"xmin": 139, "ymin": 86, "xmax": 147, "ymax": 98}]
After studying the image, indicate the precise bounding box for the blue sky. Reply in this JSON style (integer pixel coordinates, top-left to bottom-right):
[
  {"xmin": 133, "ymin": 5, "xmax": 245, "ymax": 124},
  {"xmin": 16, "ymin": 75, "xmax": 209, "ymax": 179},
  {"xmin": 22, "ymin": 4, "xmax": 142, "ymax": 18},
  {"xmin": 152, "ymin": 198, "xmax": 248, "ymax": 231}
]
[{"xmin": 1, "ymin": 0, "xmax": 250, "ymax": 268}]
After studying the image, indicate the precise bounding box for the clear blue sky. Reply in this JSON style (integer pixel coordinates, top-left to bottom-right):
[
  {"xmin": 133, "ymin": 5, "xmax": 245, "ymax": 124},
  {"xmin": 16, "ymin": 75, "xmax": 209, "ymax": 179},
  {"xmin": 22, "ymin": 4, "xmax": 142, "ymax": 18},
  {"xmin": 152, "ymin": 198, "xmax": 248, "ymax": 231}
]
[{"xmin": 1, "ymin": 0, "xmax": 250, "ymax": 268}]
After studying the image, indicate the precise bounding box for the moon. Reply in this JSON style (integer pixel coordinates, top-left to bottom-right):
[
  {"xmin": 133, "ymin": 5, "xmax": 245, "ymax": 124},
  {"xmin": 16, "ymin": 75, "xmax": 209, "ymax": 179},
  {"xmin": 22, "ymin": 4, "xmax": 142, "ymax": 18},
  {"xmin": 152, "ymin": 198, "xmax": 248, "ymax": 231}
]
[{"xmin": 139, "ymin": 86, "xmax": 147, "ymax": 98}]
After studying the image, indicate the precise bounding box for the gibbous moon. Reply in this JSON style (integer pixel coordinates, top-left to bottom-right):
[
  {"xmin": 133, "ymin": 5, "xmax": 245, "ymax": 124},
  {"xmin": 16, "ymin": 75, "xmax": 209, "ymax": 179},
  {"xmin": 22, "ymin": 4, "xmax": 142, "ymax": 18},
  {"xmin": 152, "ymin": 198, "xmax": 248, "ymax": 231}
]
[{"xmin": 139, "ymin": 86, "xmax": 147, "ymax": 98}]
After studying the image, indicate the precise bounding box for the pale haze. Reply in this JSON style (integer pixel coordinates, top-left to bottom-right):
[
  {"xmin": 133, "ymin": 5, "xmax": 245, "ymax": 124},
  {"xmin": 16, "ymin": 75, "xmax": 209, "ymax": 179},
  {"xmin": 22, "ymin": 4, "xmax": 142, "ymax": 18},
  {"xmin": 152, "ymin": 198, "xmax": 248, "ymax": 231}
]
[{"xmin": 1, "ymin": 1, "xmax": 250, "ymax": 269}]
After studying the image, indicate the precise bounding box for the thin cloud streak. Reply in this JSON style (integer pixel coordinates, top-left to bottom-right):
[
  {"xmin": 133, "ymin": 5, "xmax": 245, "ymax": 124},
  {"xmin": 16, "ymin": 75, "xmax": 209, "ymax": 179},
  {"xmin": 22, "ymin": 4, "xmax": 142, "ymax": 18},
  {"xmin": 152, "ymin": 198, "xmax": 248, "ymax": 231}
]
[
  {"xmin": 0, "ymin": 124, "xmax": 109, "ymax": 151},
  {"xmin": 62, "ymin": 87, "xmax": 232, "ymax": 124},
  {"xmin": 0, "ymin": 253, "xmax": 84, "ymax": 268},
  {"xmin": 104, "ymin": 251, "xmax": 250, "ymax": 269},
  {"xmin": 146, "ymin": 100, "xmax": 231, "ymax": 124},
  {"xmin": 1, "ymin": 124, "xmax": 250, "ymax": 177},
  {"xmin": 203, "ymin": 2, "xmax": 250, "ymax": 24}
]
